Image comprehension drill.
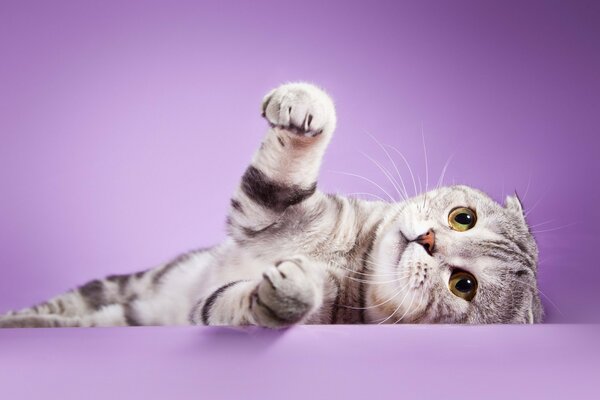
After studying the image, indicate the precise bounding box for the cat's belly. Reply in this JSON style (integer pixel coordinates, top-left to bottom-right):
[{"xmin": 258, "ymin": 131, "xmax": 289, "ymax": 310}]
[{"xmin": 133, "ymin": 250, "xmax": 218, "ymax": 325}]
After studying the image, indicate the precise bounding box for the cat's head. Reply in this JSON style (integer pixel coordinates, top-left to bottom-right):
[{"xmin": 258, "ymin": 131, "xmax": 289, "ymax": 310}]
[{"xmin": 368, "ymin": 185, "xmax": 542, "ymax": 324}]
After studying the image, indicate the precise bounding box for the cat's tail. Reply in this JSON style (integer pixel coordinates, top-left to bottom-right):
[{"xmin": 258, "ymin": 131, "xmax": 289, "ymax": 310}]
[{"xmin": 0, "ymin": 249, "xmax": 209, "ymax": 328}]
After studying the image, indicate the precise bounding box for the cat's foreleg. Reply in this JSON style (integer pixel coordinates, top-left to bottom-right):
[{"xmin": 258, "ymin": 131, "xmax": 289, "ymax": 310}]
[
  {"xmin": 190, "ymin": 256, "xmax": 330, "ymax": 328},
  {"xmin": 228, "ymin": 83, "xmax": 336, "ymax": 239}
]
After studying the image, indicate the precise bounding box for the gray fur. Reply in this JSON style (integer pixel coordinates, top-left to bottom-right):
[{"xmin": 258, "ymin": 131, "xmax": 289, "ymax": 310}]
[{"xmin": 0, "ymin": 83, "xmax": 542, "ymax": 328}]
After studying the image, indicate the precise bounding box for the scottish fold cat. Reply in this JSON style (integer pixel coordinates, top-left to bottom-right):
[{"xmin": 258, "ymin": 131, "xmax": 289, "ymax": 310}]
[{"xmin": 0, "ymin": 83, "xmax": 542, "ymax": 328}]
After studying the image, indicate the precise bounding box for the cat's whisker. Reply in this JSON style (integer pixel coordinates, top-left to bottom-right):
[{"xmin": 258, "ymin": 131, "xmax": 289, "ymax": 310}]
[
  {"xmin": 531, "ymin": 222, "xmax": 578, "ymax": 235},
  {"xmin": 347, "ymin": 192, "xmax": 389, "ymax": 203},
  {"xmin": 394, "ymin": 289, "xmax": 424, "ymax": 324},
  {"xmin": 341, "ymin": 281, "xmax": 411, "ymax": 310},
  {"xmin": 537, "ymin": 251, "xmax": 562, "ymax": 265},
  {"xmin": 377, "ymin": 288, "xmax": 412, "ymax": 325},
  {"xmin": 360, "ymin": 151, "xmax": 407, "ymax": 201},
  {"xmin": 354, "ymin": 258, "xmax": 410, "ymax": 275},
  {"xmin": 525, "ymin": 199, "xmax": 542, "ymax": 217},
  {"xmin": 528, "ymin": 219, "xmax": 557, "ymax": 229},
  {"xmin": 385, "ymin": 144, "xmax": 419, "ymax": 198},
  {"xmin": 335, "ymin": 262, "xmax": 406, "ymax": 278},
  {"xmin": 362, "ymin": 259, "xmax": 411, "ymax": 274},
  {"xmin": 363, "ymin": 257, "xmax": 400, "ymax": 268},
  {"xmin": 435, "ymin": 154, "xmax": 454, "ymax": 190},
  {"xmin": 365, "ymin": 131, "xmax": 410, "ymax": 202},
  {"xmin": 344, "ymin": 269, "xmax": 406, "ymax": 279},
  {"xmin": 392, "ymin": 292, "xmax": 416, "ymax": 325},
  {"xmin": 524, "ymin": 187, "xmax": 550, "ymax": 217},
  {"xmin": 522, "ymin": 171, "xmax": 533, "ymax": 202},
  {"xmin": 358, "ymin": 268, "xmax": 408, "ymax": 278},
  {"xmin": 344, "ymin": 273, "xmax": 414, "ymax": 286},
  {"xmin": 330, "ymin": 170, "xmax": 395, "ymax": 202},
  {"xmin": 421, "ymin": 123, "xmax": 429, "ymax": 193},
  {"xmin": 390, "ymin": 287, "xmax": 419, "ymax": 325}
]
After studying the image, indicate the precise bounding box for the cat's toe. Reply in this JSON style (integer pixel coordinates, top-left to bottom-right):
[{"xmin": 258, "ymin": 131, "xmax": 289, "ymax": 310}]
[
  {"xmin": 261, "ymin": 83, "xmax": 336, "ymax": 137},
  {"xmin": 251, "ymin": 258, "xmax": 320, "ymax": 327}
]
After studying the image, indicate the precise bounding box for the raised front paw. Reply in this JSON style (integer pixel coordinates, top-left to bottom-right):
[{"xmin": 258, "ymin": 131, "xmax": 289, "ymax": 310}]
[
  {"xmin": 261, "ymin": 83, "xmax": 336, "ymax": 137},
  {"xmin": 251, "ymin": 257, "xmax": 323, "ymax": 328}
]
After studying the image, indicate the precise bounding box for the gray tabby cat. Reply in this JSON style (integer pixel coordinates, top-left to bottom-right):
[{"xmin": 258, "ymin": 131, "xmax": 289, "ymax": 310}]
[{"xmin": 0, "ymin": 83, "xmax": 542, "ymax": 328}]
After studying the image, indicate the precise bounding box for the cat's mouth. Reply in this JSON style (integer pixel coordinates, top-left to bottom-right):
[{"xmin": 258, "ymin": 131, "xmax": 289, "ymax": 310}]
[
  {"xmin": 392, "ymin": 230, "xmax": 410, "ymax": 268},
  {"xmin": 398, "ymin": 229, "xmax": 409, "ymax": 243}
]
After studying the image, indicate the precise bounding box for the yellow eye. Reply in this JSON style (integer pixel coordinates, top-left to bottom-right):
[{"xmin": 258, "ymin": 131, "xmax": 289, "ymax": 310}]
[
  {"xmin": 448, "ymin": 207, "xmax": 477, "ymax": 231},
  {"xmin": 448, "ymin": 270, "xmax": 478, "ymax": 301}
]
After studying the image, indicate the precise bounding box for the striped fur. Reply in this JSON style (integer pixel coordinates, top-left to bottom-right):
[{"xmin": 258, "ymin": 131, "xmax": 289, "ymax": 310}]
[{"xmin": 0, "ymin": 83, "xmax": 542, "ymax": 328}]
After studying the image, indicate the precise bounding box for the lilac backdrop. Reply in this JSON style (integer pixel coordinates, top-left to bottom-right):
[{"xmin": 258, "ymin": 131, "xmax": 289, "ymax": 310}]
[{"xmin": 0, "ymin": 0, "xmax": 598, "ymax": 323}]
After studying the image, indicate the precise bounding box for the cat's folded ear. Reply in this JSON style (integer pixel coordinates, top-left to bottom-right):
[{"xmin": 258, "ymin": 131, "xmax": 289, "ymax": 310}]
[{"xmin": 504, "ymin": 192, "xmax": 525, "ymax": 218}]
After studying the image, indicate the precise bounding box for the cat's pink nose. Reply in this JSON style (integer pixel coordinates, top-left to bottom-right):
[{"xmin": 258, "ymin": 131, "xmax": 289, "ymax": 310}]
[{"xmin": 416, "ymin": 229, "xmax": 435, "ymax": 256}]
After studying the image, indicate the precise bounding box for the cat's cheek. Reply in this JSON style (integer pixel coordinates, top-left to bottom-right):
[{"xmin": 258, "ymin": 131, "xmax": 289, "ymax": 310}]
[{"xmin": 372, "ymin": 228, "xmax": 408, "ymax": 274}]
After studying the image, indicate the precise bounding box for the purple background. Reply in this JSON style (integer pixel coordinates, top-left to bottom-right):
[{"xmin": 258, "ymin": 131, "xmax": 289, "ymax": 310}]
[
  {"xmin": 1, "ymin": 0, "xmax": 599, "ymax": 325},
  {"xmin": 1, "ymin": 2, "xmax": 600, "ymax": 398}
]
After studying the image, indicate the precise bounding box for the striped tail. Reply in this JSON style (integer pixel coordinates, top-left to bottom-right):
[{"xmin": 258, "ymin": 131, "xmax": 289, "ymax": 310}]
[{"xmin": 0, "ymin": 249, "xmax": 208, "ymax": 328}]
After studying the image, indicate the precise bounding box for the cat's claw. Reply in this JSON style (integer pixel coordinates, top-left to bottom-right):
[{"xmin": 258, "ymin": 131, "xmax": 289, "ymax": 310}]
[
  {"xmin": 251, "ymin": 257, "xmax": 321, "ymax": 328},
  {"xmin": 261, "ymin": 82, "xmax": 336, "ymax": 137}
]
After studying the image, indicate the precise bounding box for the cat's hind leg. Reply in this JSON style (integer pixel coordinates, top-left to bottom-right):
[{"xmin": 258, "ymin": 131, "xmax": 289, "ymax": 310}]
[
  {"xmin": 1, "ymin": 273, "xmax": 143, "ymax": 323},
  {"xmin": 0, "ymin": 249, "xmax": 213, "ymax": 328},
  {"xmin": 0, "ymin": 277, "xmax": 142, "ymax": 328}
]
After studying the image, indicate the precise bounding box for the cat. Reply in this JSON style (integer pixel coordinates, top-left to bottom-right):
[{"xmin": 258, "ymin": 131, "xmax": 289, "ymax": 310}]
[{"xmin": 0, "ymin": 82, "xmax": 543, "ymax": 328}]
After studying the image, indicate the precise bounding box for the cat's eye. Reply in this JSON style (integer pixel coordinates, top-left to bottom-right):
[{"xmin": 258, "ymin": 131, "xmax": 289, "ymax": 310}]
[
  {"xmin": 448, "ymin": 270, "xmax": 478, "ymax": 301},
  {"xmin": 448, "ymin": 207, "xmax": 477, "ymax": 231}
]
